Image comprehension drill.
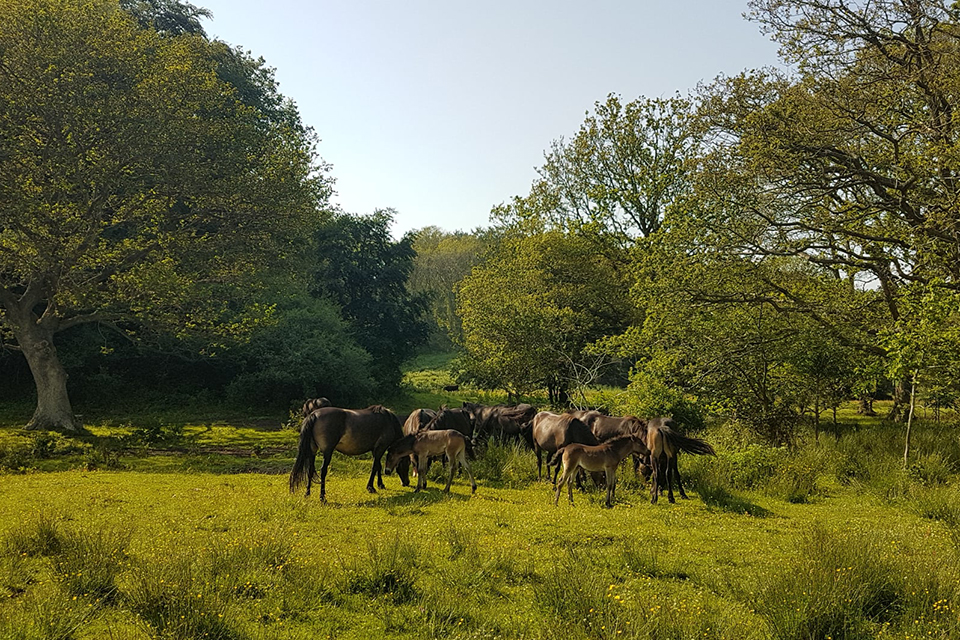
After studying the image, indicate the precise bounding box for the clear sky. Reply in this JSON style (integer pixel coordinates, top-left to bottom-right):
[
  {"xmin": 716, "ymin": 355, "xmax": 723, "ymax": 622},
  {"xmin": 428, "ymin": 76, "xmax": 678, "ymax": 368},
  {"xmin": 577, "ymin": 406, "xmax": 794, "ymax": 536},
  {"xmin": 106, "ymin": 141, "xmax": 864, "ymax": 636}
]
[{"xmin": 195, "ymin": 1, "xmax": 784, "ymax": 236}]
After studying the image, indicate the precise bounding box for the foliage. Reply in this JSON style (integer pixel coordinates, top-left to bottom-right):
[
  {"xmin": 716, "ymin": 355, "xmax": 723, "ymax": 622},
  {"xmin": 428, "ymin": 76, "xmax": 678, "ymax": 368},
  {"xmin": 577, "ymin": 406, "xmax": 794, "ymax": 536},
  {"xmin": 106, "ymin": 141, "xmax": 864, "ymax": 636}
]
[
  {"xmin": 224, "ymin": 297, "xmax": 376, "ymax": 408},
  {"xmin": 458, "ymin": 230, "xmax": 634, "ymax": 401},
  {"xmin": 310, "ymin": 209, "xmax": 430, "ymax": 391},
  {"xmin": 0, "ymin": 0, "xmax": 328, "ymax": 430},
  {"xmin": 409, "ymin": 226, "xmax": 490, "ymax": 346}
]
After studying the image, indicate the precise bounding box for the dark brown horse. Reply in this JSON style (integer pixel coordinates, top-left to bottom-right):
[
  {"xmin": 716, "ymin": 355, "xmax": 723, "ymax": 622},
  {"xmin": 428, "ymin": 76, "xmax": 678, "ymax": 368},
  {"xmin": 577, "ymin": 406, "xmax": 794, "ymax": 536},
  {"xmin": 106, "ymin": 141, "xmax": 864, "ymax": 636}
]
[
  {"xmin": 423, "ymin": 406, "xmax": 474, "ymax": 439},
  {"xmin": 384, "ymin": 430, "xmax": 477, "ymax": 494},
  {"xmin": 637, "ymin": 417, "xmax": 715, "ymax": 504},
  {"xmin": 530, "ymin": 411, "xmax": 599, "ymax": 484},
  {"xmin": 464, "ymin": 402, "xmax": 537, "ymax": 442},
  {"xmin": 289, "ymin": 405, "xmax": 409, "ymax": 502},
  {"xmin": 554, "ymin": 435, "xmax": 650, "ymax": 508}
]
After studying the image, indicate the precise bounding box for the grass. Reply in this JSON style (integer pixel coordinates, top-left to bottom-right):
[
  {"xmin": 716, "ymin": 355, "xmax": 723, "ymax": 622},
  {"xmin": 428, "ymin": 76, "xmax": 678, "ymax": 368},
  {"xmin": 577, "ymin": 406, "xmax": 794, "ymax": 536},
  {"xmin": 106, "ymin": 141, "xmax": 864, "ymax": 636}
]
[{"xmin": 2, "ymin": 358, "xmax": 960, "ymax": 638}]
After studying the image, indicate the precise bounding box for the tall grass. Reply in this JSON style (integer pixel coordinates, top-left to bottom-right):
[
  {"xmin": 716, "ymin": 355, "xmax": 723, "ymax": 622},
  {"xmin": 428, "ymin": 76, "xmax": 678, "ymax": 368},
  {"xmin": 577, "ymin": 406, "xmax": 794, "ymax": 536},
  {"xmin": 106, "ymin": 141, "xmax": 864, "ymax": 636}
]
[{"xmin": 755, "ymin": 525, "xmax": 960, "ymax": 639}]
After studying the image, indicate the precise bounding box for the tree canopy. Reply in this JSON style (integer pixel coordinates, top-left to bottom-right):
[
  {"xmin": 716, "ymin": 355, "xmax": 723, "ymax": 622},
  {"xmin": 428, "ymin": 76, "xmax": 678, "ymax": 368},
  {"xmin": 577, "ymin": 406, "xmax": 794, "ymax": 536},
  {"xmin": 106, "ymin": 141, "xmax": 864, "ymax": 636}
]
[{"xmin": 0, "ymin": 0, "xmax": 327, "ymax": 429}]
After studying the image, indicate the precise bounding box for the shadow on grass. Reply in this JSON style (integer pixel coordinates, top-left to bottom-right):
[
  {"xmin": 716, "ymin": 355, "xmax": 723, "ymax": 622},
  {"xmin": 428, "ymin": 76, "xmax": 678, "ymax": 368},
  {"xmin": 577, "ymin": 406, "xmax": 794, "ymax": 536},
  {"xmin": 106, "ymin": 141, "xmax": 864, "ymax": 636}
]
[{"xmin": 696, "ymin": 484, "xmax": 772, "ymax": 517}]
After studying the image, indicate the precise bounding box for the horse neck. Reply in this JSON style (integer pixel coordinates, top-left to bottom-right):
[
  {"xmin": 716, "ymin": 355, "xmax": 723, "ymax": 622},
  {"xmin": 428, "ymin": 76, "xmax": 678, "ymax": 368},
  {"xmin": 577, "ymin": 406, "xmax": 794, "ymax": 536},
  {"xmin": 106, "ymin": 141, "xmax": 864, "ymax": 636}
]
[{"xmin": 608, "ymin": 436, "xmax": 637, "ymax": 459}]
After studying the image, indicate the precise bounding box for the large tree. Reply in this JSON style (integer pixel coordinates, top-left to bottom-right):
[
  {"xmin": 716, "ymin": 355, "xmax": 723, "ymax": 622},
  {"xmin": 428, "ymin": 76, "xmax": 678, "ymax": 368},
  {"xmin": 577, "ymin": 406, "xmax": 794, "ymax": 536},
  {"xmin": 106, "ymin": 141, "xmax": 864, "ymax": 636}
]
[
  {"xmin": 0, "ymin": 0, "xmax": 326, "ymax": 430},
  {"xmin": 457, "ymin": 231, "xmax": 634, "ymax": 402}
]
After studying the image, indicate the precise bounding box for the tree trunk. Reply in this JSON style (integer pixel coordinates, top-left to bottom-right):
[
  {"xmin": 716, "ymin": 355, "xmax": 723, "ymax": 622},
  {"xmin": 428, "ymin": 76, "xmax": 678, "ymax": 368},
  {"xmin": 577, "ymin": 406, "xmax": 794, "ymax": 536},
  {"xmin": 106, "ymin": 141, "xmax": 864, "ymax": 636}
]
[
  {"xmin": 888, "ymin": 376, "xmax": 911, "ymax": 423},
  {"xmin": 858, "ymin": 394, "xmax": 877, "ymax": 416},
  {"xmin": 903, "ymin": 373, "xmax": 917, "ymax": 468},
  {"xmin": 14, "ymin": 322, "xmax": 81, "ymax": 432}
]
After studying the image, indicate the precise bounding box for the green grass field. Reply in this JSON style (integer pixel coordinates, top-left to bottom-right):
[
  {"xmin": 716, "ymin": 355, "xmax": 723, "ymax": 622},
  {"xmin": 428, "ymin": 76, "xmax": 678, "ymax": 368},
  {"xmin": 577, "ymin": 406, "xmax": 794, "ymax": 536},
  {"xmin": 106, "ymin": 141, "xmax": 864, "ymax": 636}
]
[{"xmin": 2, "ymin": 367, "xmax": 960, "ymax": 639}]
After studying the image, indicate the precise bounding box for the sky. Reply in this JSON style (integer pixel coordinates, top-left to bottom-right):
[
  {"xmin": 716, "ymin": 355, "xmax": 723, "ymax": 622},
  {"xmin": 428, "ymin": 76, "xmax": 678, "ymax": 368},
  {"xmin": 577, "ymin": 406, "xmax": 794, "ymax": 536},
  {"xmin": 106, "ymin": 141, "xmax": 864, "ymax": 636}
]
[{"xmin": 195, "ymin": 1, "xmax": 785, "ymax": 237}]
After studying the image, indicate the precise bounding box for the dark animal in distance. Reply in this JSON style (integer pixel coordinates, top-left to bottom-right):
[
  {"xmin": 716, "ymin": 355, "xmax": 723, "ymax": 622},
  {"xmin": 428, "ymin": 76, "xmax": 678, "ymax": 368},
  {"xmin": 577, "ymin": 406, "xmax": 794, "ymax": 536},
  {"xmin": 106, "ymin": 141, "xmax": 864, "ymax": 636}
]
[
  {"xmin": 554, "ymin": 435, "xmax": 650, "ymax": 508},
  {"xmin": 289, "ymin": 405, "xmax": 408, "ymax": 502},
  {"xmin": 529, "ymin": 411, "xmax": 599, "ymax": 485},
  {"xmin": 442, "ymin": 384, "xmax": 459, "ymax": 392},
  {"xmin": 301, "ymin": 397, "xmax": 332, "ymax": 418},
  {"xmin": 385, "ymin": 430, "xmax": 477, "ymax": 494},
  {"xmin": 637, "ymin": 417, "xmax": 715, "ymax": 504}
]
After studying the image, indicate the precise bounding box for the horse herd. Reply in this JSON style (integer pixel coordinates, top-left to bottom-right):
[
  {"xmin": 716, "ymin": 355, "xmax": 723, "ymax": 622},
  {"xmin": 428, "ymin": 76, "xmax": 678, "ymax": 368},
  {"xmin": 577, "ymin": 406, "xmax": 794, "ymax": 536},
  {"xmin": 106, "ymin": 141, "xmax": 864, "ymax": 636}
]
[{"xmin": 288, "ymin": 399, "xmax": 716, "ymax": 508}]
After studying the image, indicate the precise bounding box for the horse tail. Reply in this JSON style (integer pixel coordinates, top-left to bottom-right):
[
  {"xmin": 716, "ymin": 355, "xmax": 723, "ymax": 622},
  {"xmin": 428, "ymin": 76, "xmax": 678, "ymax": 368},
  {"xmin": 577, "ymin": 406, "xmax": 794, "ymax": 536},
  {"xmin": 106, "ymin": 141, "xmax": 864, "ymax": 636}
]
[
  {"xmin": 666, "ymin": 431, "xmax": 716, "ymax": 457},
  {"xmin": 289, "ymin": 415, "xmax": 317, "ymax": 493}
]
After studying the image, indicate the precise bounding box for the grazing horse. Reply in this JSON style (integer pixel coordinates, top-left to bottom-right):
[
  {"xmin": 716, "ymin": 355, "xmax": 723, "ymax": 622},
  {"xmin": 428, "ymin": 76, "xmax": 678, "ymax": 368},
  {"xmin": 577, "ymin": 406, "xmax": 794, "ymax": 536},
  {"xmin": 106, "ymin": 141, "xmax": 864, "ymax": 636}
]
[
  {"xmin": 384, "ymin": 430, "xmax": 477, "ymax": 494},
  {"xmin": 529, "ymin": 411, "xmax": 599, "ymax": 484},
  {"xmin": 554, "ymin": 435, "xmax": 650, "ymax": 508},
  {"xmin": 464, "ymin": 402, "xmax": 537, "ymax": 443},
  {"xmin": 289, "ymin": 405, "xmax": 409, "ymax": 502},
  {"xmin": 637, "ymin": 417, "xmax": 716, "ymax": 504},
  {"xmin": 423, "ymin": 406, "xmax": 474, "ymax": 439}
]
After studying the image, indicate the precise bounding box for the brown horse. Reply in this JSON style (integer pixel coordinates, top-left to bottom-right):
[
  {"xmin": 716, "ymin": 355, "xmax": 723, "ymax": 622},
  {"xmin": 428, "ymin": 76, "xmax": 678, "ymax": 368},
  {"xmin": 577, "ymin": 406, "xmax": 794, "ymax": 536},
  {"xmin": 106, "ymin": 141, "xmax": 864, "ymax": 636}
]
[
  {"xmin": 529, "ymin": 411, "xmax": 599, "ymax": 484},
  {"xmin": 637, "ymin": 417, "xmax": 716, "ymax": 504},
  {"xmin": 289, "ymin": 405, "xmax": 409, "ymax": 502},
  {"xmin": 463, "ymin": 402, "xmax": 537, "ymax": 442},
  {"xmin": 384, "ymin": 430, "xmax": 477, "ymax": 494},
  {"xmin": 554, "ymin": 435, "xmax": 650, "ymax": 508},
  {"xmin": 573, "ymin": 410, "xmax": 647, "ymax": 474}
]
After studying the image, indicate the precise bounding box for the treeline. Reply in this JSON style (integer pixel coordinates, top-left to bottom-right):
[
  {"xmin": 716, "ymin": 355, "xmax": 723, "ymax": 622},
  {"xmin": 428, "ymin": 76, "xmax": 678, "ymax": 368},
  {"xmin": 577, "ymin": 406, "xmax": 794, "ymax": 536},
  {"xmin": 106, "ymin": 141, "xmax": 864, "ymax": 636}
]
[{"xmin": 3, "ymin": 0, "xmax": 960, "ymax": 442}]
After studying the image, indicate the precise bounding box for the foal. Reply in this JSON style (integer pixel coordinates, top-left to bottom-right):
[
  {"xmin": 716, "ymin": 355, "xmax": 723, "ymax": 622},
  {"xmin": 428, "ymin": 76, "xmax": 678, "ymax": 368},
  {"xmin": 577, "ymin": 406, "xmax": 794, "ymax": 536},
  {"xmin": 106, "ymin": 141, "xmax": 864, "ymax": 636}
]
[
  {"xmin": 554, "ymin": 435, "xmax": 649, "ymax": 508},
  {"xmin": 385, "ymin": 430, "xmax": 477, "ymax": 494}
]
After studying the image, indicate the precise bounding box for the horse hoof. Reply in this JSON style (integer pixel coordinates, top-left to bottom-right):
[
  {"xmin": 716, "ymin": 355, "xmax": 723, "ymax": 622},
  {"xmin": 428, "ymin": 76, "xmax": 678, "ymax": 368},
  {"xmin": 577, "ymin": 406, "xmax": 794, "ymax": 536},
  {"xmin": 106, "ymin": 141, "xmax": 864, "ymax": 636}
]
[{"xmin": 367, "ymin": 487, "xmax": 377, "ymax": 494}]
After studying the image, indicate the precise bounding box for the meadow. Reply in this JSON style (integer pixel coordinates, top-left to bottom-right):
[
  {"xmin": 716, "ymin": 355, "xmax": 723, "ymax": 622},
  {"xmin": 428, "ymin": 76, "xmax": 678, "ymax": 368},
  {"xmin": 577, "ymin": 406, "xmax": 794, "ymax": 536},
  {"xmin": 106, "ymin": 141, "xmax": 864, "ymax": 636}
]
[{"xmin": 1, "ymin": 367, "xmax": 960, "ymax": 639}]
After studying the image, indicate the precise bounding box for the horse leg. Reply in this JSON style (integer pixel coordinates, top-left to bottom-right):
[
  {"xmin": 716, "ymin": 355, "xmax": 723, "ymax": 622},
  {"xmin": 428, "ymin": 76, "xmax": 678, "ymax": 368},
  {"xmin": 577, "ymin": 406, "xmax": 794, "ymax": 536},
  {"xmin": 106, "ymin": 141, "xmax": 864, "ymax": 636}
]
[
  {"xmin": 416, "ymin": 456, "xmax": 428, "ymax": 492},
  {"xmin": 443, "ymin": 453, "xmax": 455, "ymax": 493},
  {"xmin": 554, "ymin": 462, "xmax": 571, "ymax": 506},
  {"xmin": 605, "ymin": 468, "xmax": 616, "ymax": 508},
  {"xmin": 459, "ymin": 451, "xmax": 477, "ymax": 494},
  {"xmin": 650, "ymin": 453, "xmax": 661, "ymax": 505},
  {"xmin": 552, "ymin": 456, "xmax": 562, "ymax": 488},
  {"xmin": 318, "ymin": 449, "xmax": 333, "ymax": 503},
  {"xmin": 665, "ymin": 454, "xmax": 675, "ymax": 503},
  {"xmin": 366, "ymin": 454, "xmax": 381, "ymax": 494},
  {"xmin": 374, "ymin": 446, "xmax": 387, "ymax": 490},
  {"xmin": 536, "ymin": 446, "xmax": 543, "ymax": 481},
  {"xmin": 671, "ymin": 456, "xmax": 688, "ymax": 499}
]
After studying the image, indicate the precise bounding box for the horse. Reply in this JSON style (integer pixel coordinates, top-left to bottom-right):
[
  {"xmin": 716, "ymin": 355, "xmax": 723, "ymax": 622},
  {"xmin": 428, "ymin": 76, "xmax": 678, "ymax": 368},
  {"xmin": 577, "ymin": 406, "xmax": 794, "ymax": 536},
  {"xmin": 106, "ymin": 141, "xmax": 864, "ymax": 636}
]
[
  {"xmin": 554, "ymin": 435, "xmax": 650, "ymax": 508},
  {"xmin": 573, "ymin": 410, "xmax": 647, "ymax": 474},
  {"xmin": 384, "ymin": 430, "xmax": 477, "ymax": 494},
  {"xmin": 463, "ymin": 402, "xmax": 537, "ymax": 443},
  {"xmin": 407, "ymin": 406, "xmax": 475, "ymax": 476},
  {"xmin": 529, "ymin": 411, "xmax": 599, "ymax": 485},
  {"xmin": 637, "ymin": 417, "xmax": 716, "ymax": 504},
  {"xmin": 301, "ymin": 397, "xmax": 332, "ymax": 418},
  {"xmin": 289, "ymin": 405, "xmax": 409, "ymax": 502},
  {"xmin": 402, "ymin": 408, "xmax": 437, "ymax": 436}
]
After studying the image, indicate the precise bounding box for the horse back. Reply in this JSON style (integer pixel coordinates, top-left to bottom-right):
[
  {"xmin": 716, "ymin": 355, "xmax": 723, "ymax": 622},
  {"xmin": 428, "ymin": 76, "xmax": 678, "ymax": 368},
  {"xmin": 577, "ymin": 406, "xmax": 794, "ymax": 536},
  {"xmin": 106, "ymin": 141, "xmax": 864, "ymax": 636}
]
[{"xmin": 309, "ymin": 407, "xmax": 400, "ymax": 456}]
